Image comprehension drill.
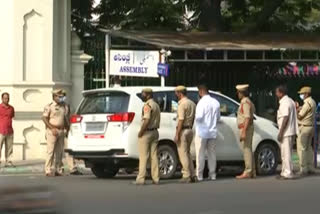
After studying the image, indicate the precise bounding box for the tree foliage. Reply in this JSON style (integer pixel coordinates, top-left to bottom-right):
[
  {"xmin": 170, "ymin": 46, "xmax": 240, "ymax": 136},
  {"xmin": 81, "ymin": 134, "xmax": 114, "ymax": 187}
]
[
  {"xmin": 94, "ymin": 0, "xmax": 185, "ymax": 30},
  {"xmin": 71, "ymin": 0, "xmax": 320, "ymax": 33},
  {"xmin": 71, "ymin": 0, "xmax": 95, "ymax": 37}
]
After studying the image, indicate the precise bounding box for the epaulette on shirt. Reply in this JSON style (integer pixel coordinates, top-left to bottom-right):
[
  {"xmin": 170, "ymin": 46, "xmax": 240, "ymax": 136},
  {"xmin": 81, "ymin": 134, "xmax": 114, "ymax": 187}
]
[{"xmin": 240, "ymin": 99, "xmax": 251, "ymax": 114}]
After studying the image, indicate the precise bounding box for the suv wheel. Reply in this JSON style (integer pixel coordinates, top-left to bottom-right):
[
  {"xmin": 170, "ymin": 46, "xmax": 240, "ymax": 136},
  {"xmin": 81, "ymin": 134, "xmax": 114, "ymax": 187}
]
[
  {"xmin": 91, "ymin": 164, "xmax": 119, "ymax": 178},
  {"xmin": 158, "ymin": 144, "xmax": 178, "ymax": 179},
  {"xmin": 255, "ymin": 142, "xmax": 279, "ymax": 175}
]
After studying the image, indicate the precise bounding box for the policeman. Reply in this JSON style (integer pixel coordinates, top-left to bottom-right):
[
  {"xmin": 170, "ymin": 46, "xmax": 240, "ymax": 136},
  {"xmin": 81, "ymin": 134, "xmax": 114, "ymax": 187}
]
[
  {"xmin": 297, "ymin": 86, "xmax": 316, "ymax": 176},
  {"xmin": 236, "ymin": 84, "xmax": 256, "ymax": 179},
  {"xmin": 60, "ymin": 90, "xmax": 83, "ymax": 175},
  {"xmin": 42, "ymin": 89, "xmax": 69, "ymax": 177},
  {"xmin": 174, "ymin": 86, "xmax": 196, "ymax": 183},
  {"xmin": 134, "ymin": 88, "xmax": 161, "ymax": 185}
]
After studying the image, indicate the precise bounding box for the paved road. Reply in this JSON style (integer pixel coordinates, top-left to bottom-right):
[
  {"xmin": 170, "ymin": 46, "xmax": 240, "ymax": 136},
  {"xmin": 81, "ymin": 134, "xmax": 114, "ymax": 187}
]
[{"xmin": 1, "ymin": 171, "xmax": 320, "ymax": 214}]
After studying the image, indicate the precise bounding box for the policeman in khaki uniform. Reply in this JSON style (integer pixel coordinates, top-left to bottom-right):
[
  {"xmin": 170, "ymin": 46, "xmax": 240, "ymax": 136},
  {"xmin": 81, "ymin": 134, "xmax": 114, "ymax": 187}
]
[
  {"xmin": 236, "ymin": 84, "xmax": 256, "ymax": 179},
  {"xmin": 42, "ymin": 89, "xmax": 69, "ymax": 177},
  {"xmin": 134, "ymin": 88, "xmax": 161, "ymax": 185},
  {"xmin": 297, "ymin": 86, "xmax": 316, "ymax": 175},
  {"xmin": 174, "ymin": 86, "xmax": 196, "ymax": 183}
]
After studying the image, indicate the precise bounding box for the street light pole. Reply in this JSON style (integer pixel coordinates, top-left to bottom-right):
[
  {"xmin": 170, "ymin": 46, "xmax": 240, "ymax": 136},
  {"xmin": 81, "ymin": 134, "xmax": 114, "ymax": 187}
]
[
  {"xmin": 105, "ymin": 34, "xmax": 111, "ymax": 88},
  {"xmin": 160, "ymin": 53, "xmax": 165, "ymax": 87}
]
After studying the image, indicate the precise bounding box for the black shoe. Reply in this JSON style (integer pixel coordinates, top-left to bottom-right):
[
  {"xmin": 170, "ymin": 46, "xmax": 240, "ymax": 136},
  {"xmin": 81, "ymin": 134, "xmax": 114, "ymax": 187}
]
[
  {"xmin": 180, "ymin": 177, "xmax": 193, "ymax": 183},
  {"xmin": 152, "ymin": 181, "xmax": 160, "ymax": 185},
  {"xmin": 55, "ymin": 172, "xmax": 63, "ymax": 177},
  {"xmin": 276, "ymin": 175, "xmax": 285, "ymax": 180},
  {"xmin": 297, "ymin": 171, "xmax": 308, "ymax": 177},
  {"xmin": 308, "ymin": 170, "xmax": 316, "ymax": 175},
  {"xmin": 70, "ymin": 170, "xmax": 83, "ymax": 175},
  {"xmin": 191, "ymin": 176, "xmax": 198, "ymax": 183},
  {"xmin": 46, "ymin": 172, "xmax": 55, "ymax": 177}
]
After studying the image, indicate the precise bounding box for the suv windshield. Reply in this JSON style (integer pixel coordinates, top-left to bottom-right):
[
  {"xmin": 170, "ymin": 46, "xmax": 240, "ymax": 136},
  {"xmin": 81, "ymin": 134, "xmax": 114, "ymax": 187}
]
[{"xmin": 77, "ymin": 92, "xmax": 130, "ymax": 114}]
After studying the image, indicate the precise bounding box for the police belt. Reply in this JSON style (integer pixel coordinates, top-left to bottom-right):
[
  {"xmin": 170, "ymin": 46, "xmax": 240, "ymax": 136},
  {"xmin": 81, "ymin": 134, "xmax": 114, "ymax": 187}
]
[
  {"xmin": 299, "ymin": 124, "xmax": 313, "ymax": 127},
  {"xmin": 146, "ymin": 128, "xmax": 157, "ymax": 131},
  {"xmin": 182, "ymin": 126, "xmax": 192, "ymax": 130}
]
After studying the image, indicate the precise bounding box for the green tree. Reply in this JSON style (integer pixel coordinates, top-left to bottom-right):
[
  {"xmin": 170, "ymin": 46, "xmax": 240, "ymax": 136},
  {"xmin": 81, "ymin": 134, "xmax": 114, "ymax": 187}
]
[
  {"xmin": 71, "ymin": 0, "xmax": 95, "ymax": 37},
  {"xmin": 184, "ymin": 0, "xmax": 320, "ymax": 32},
  {"xmin": 95, "ymin": 0, "xmax": 185, "ymax": 30},
  {"xmin": 72, "ymin": 0, "xmax": 320, "ymax": 33}
]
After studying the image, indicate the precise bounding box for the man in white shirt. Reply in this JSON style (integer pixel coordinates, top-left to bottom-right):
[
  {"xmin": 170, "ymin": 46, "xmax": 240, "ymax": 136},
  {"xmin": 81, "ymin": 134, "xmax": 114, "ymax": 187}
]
[
  {"xmin": 111, "ymin": 76, "xmax": 121, "ymax": 88},
  {"xmin": 276, "ymin": 85, "xmax": 299, "ymax": 179},
  {"xmin": 195, "ymin": 84, "xmax": 220, "ymax": 181}
]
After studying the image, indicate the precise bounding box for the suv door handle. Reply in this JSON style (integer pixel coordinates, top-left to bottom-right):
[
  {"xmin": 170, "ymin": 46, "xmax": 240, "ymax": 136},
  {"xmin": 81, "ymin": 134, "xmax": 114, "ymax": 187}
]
[{"xmin": 173, "ymin": 117, "xmax": 177, "ymax": 121}]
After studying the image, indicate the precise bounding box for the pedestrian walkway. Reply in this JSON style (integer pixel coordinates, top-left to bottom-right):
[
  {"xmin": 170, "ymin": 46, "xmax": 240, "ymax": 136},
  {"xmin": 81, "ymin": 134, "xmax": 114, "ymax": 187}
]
[
  {"xmin": 1, "ymin": 152, "xmax": 320, "ymax": 175},
  {"xmin": 0, "ymin": 159, "xmax": 88, "ymax": 175}
]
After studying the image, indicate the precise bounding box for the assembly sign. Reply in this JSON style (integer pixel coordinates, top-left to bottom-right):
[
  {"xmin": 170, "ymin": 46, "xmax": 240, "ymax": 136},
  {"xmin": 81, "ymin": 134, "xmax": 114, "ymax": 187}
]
[{"xmin": 110, "ymin": 50, "xmax": 160, "ymax": 78}]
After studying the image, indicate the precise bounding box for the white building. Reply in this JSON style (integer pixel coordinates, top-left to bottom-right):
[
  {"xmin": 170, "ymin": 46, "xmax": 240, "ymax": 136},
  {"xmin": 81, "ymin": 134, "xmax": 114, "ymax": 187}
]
[{"xmin": 0, "ymin": 0, "xmax": 91, "ymax": 160}]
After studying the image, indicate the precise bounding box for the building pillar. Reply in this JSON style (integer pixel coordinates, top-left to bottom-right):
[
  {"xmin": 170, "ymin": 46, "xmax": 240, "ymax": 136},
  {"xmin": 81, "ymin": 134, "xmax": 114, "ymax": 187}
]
[
  {"xmin": 0, "ymin": 0, "xmax": 72, "ymax": 160},
  {"xmin": 70, "ymin": 32, "xmax": 93, "ymax": 113}
]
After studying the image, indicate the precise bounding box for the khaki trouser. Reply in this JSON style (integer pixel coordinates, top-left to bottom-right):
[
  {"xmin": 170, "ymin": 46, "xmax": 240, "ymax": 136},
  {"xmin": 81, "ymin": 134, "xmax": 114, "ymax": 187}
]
[
  {"xmin": 136, "ymin": 130, "xmax": 159, "ymax": 183},
  {"xmin": 63, "ymin": 136, "xmax": 76, "ymax": 172},
  {"xmin": 240, "ymin": 126, "xmax": 256, "ymax": 176},
  {"xmin": 280, "ymin": 136, "xmax": 295, "ymax": 178},
  {"xmin": 177, "ymin": 129, "xmax": 195, "ymax": 179},
  {"xmin": 45, "ymin": 129, "xmax": 64, "ymax": 174},
  {"xmin": 297, "ymin": 126, "xmax": 315, "ymax": 173},
  {"xmin": 0, "ymin": 134, "xmax": 13, "ymax": 162}
]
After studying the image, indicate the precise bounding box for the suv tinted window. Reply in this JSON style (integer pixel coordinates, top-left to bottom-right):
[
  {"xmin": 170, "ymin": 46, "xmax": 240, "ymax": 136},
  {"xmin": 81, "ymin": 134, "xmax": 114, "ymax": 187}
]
[
  {"xmin": 187, "ymin": 91, "xmax": 200, "ymax": 104},
  {"xmin": 168, "ymin": 91, "xmax": 198, "ymax": 113},
  {"xmin": 137, "ymin": 92, "xmax": 170, "ymax": 112},
  {"xmin": 167, "ymin": 91, "xmax": 178, "ymax": 113},
  {"xmin": 210, "ymin": 93, "xmax": 238, "ymax": 117},
  {"xmin": 137, "ymin": 91, "xmax": 198, "ymax": 113},
  {"xmin": 78, "ymin": 92, "xmax": 129, "ymax": 114}
]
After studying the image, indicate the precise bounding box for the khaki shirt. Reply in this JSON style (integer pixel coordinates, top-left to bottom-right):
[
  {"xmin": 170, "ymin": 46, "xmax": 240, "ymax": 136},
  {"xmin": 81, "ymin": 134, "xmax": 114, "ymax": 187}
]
[
  {"xmin": 43, "ymin": 101, "xmax": 69, "ymax": 128},
  {"xmin": 142, "ymin": 99, "xmax": 160, "ymax": 129},
  {"xmin": 237, "ymin": 97, "xmax": 255, "ymax": 128},
  {"xmin": 298, "ymin": 97, "xmax": 316, "ymax": 126},
  {"xmin": 177, "ymin": 97, "xmax": 196, "ymax": 127}
]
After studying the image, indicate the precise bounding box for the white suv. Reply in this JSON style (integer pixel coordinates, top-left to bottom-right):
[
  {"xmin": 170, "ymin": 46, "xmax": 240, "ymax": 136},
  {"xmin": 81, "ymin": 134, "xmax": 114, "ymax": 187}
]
[{"xmin": 66, "ymin": 87, "xmax": 280, "ymax": 179}]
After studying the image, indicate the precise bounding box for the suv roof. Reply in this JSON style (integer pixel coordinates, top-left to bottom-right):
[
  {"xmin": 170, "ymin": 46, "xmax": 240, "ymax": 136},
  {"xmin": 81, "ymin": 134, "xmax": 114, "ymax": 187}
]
[
  {"xmin": 81, "ymin": 86, "xmax": 241, "ymax": 106},
  {"xmin": 83, "ymin": 86, "xmax": 218, "ymax": 96}
]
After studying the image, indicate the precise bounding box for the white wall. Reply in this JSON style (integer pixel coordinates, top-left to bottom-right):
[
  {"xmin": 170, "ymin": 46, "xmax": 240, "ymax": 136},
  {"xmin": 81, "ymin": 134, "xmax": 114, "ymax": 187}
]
[
  {"xmin": 0, "ymin": 0, "xmax": 14, "ymax": 83},
  {"xmin": 53, "ymin": 0, "xmax": 70, "ymax": 82},
  {"xmin": 13, "ymin": 0, "xmax": 54, "ymax": 83}
]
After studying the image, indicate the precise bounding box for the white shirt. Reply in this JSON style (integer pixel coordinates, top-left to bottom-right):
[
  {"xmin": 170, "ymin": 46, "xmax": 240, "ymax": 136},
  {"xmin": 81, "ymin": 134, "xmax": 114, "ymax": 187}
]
[
  {"xmin": 195, "ymin": 95, "xmax": 220, "ymax": 139},
  {"xmin": 277, "ymin": 95, "xmax": 299, "ymax": 137}
]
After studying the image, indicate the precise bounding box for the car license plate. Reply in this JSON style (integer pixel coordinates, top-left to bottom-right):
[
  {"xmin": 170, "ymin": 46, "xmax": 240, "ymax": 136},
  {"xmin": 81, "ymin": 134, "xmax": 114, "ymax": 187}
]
[{"xmin": 85, "ymin": 122, "xmax": 105, "ymax": 132}]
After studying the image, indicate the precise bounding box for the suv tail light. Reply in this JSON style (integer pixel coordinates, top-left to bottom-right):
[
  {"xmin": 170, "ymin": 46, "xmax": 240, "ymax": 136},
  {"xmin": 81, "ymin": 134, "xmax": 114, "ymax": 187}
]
[
  {"xmin": 107, "ymin": 112, "xmax": 135, "ymax": 122},
  {"xmin": 70, "ymin": 114, "xmax": 83, "ymax": 123}
]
